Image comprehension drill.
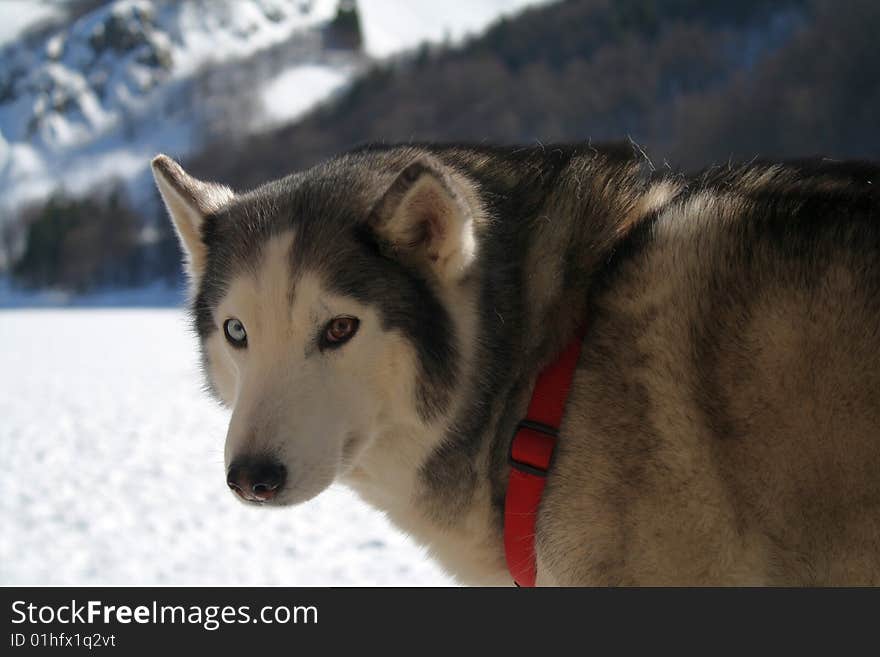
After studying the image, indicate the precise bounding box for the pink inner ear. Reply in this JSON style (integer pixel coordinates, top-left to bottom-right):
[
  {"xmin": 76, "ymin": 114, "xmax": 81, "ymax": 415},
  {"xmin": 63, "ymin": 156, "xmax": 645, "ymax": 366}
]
[
  {"xmin": 404, "ymin": 186, "xmax": 447, "ymax": 250},
  {"xmin": 420, "ymin": 187, "xmax": 448, "ymax": 239},
  {"xmin": 424, "ymin": 214, "xmax": 443, "ymax": 263},
  {"xmin": 424, "ymin": 209, "xmax": 445, "ymax": 239},
  {"xmin": 403, "ymin": 215, "xmax": 433, "ymax": 251}
]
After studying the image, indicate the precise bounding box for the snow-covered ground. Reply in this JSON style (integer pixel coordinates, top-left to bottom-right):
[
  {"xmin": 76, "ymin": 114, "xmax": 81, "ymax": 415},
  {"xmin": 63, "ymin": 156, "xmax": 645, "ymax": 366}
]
[{"xmin": 0, "ymin": 309, "xmax": 453, "ymax": 585}]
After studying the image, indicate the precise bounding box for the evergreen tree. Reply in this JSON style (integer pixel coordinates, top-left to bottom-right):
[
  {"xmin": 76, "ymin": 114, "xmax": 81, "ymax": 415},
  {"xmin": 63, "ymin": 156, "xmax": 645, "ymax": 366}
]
[{"xmin": 324, "ymin": 0, "xmax": 363, "ymax": 51}]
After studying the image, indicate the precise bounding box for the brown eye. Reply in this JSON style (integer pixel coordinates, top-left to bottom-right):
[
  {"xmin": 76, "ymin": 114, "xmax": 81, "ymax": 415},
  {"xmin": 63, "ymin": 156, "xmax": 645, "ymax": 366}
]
[{"xmin": 322, "ymin": 316, "xmax": 360, "ymax": 349}]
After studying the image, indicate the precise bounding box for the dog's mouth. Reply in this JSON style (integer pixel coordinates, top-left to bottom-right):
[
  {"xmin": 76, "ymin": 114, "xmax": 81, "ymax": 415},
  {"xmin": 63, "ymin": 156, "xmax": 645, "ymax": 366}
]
[
  {"xmin": 236, "ymin": 495, "xmax": 285, "ymax": 507},
  {"xmin": 228, "ymin": 484, "xmax": 282, "ymax": 505},
  {"xmin": 228, "ymin": 481, "xmax": 296, "ymax": 508}
]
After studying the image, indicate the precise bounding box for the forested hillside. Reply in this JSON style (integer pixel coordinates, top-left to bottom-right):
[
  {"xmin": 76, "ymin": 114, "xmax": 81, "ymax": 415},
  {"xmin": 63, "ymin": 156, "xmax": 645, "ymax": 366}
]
[
  {"xmin": 8, "ymin": 0, "xmax": 880, "ymax": 293},
  {"xmin": 191, "ymin": 0, "xmax": 880, "ymax": 189}
]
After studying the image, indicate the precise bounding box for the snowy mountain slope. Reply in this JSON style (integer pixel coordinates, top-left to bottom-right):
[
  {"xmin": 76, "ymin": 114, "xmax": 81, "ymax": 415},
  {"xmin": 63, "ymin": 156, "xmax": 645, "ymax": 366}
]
[
  {"xmin": 0, "ymin": 0, "xmax": 350, "ymax": 216},
  {"xmin": 0, "ymin": 1, "xmax": 62, "ymax": 47},
  {"xmin": 0, "ymin": 0, "xmax": 549, "ymax": 223},
  {"xmin": 358, "ymin": 0, "xmax": 547, "ymax": 58}
]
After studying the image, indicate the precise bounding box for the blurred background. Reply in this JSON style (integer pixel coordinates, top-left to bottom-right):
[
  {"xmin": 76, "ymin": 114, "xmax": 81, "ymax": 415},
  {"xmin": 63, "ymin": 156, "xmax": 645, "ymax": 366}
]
[{"xmin": 1, "ymin": 0, "xmax": 878, "ymax": 585}]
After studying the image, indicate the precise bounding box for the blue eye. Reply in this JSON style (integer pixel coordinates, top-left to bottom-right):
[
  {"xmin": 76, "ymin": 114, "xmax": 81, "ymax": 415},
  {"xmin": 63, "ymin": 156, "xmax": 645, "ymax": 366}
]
[{"xmin": 224, "ymin": 318, "xmax": 247, "ymax": 347}]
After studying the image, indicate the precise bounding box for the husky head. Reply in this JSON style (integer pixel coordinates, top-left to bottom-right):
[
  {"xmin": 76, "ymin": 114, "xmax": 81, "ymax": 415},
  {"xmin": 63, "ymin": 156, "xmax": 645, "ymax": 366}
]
[{"xmin": 152, "ymin": 149, "xmax": 482, "ymax": 506}]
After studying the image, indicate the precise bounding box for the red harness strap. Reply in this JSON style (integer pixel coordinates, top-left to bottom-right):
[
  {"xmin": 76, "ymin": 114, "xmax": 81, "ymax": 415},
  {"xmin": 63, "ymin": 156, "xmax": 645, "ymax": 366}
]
[{"xmin": 504, "ymin": 328, "xmax": 586, "ymax": 587}]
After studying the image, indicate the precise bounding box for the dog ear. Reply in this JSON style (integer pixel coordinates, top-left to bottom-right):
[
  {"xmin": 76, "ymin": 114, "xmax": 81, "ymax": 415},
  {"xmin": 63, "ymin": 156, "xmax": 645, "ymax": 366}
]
[
  {"xmin": 151, "ymin": 154, "xmax": 234, "ymax": 284},
  {"xmin": 368, "ymin": 159, "xmax": 477, "ymax": 283}
]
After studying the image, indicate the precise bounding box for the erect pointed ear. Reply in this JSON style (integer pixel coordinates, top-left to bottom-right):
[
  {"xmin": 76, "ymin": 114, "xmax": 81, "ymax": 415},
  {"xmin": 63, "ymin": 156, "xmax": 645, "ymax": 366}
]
[
  {"xmin": 151, "ymin": 154, "xmax": 234, "ymax": 284},
  {"xmin": 368, "ymin": 159, "xmax": 478, "ymax": 283}
]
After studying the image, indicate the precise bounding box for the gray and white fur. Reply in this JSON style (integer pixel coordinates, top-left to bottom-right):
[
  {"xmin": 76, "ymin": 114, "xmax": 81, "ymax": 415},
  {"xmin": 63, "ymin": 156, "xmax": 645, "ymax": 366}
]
[{"xmin": 152, "ymin": 143, "xmax": 880, "ymax": 585}]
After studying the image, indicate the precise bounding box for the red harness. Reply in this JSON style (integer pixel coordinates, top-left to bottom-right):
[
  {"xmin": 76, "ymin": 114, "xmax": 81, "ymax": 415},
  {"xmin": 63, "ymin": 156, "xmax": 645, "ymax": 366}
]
[{"xmin": 504, "ymin": 328, "xmax": 585, "ymax": 587}]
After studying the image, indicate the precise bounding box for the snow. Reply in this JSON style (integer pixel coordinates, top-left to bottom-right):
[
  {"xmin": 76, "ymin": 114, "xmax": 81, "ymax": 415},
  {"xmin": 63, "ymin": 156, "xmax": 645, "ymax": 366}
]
[
  {"xmin": 155, "ymin": 0, "xmax": 339, "ymax": 77},
  {"xmin": 0, "ymin": 0, "xmax": 346, "ymax": 214},
  {"xmin": 0, "ymin": 0, "xmax": 554, "ymax": 220},
  {"xmin": 0, "ymin": 309, "xmax": 453, "ymax": 585},
  {"xmin": 358, "ymin": 0, "xmax": 549, "ymax": 58},
  {"xmin": 259, "ymin": 63, "xmax": 352, "ymax": 128},
  {"xmin": 0, "ymin": 1, "xmax": 61, "ymax": 46}
]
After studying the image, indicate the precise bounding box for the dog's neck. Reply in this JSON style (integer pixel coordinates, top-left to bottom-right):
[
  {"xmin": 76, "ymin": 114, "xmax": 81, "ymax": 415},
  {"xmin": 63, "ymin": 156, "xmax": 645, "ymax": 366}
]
[
  {"xmin": 346, "ymin": 146, "xmax": 679, "ymax": 584},
  {"xmin": 483, "ymin": 144, "xmax": 676, "ymax": 364}
]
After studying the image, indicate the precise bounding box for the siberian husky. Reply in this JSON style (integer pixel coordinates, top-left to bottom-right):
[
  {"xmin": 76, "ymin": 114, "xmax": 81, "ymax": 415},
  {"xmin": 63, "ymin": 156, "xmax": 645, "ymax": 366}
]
[{"xmin": 152, "ymin": 144, "xmax": 880, "ymax": 585}]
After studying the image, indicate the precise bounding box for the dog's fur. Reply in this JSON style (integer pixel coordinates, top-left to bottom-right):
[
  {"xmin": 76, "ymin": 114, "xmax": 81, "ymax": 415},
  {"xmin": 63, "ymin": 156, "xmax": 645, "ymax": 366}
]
[{"xmin": 153, "ymin": 143, "xmax": 880, "ymax": 585}]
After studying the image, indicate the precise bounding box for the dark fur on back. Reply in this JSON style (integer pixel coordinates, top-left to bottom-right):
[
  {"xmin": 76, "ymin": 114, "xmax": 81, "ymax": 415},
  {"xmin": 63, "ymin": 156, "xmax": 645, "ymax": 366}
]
[{"xmin": 537, "ymin": 155, "xmax": 880, "ymax": 584}]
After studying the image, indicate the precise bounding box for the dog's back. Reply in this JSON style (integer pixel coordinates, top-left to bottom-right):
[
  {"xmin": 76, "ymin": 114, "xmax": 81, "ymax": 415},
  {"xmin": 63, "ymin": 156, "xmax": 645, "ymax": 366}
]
[{"xmin": 539, "ymin": 160, "xmax": 880, "ymax": 585}]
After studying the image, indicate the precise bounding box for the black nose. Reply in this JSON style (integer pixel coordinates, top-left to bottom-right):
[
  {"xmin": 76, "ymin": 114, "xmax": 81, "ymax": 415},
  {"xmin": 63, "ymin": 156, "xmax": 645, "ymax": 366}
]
[{"xmin": 226, "ymin": 457, "xmax": 287, "ymax": 502}]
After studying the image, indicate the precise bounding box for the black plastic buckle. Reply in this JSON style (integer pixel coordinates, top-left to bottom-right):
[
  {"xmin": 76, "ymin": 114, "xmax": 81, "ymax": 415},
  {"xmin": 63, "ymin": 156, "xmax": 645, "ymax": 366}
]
[{"xmin": 508, "ymin": 419, "xmax": 559, "ymax": 477}]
